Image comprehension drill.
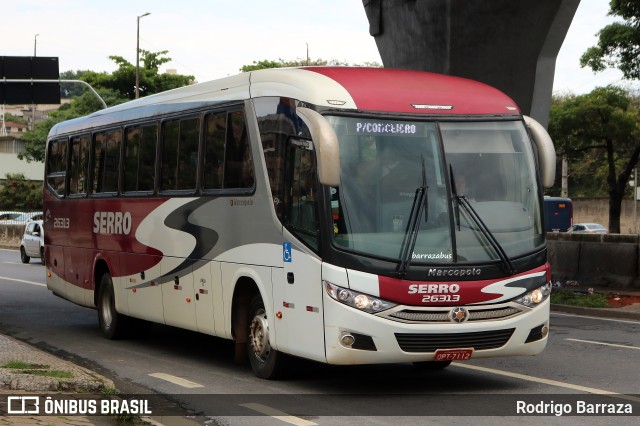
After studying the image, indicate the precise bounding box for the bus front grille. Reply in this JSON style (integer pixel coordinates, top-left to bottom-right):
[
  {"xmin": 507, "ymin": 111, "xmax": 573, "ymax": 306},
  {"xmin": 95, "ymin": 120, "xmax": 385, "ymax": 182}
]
[
  {"xmin": 394, "ymin": 328, "xmax": 515, "ymax": 352},
  {"xmin": 385, "ymin": 306, "xmax": 522, "ymax": 323}
]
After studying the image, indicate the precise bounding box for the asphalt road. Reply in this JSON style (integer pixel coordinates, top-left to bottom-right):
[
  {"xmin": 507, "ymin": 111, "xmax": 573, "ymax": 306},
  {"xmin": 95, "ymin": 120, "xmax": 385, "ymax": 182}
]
[{"xmin": 0, "ymin": 248, "xmax": 638, "ymax": 425}]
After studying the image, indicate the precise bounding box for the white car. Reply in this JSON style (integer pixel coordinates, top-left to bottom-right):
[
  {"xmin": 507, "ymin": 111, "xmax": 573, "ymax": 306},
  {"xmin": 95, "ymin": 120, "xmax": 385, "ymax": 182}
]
[{"xmin": 20, "ymin": 220, "xmax": 45, "ymax": 264}]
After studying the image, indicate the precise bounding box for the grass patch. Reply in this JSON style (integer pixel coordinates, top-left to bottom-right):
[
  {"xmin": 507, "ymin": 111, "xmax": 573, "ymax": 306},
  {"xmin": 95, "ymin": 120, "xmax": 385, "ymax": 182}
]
[
  {"xmin": 19, "ymin": 369, "xmax": 74, "ymax": 378},
  {"xmin": 2, "ymin": 360, "xmax": 48, "ymax": 369},
  {"xmin": 551, "ymin": 290, "xmax": 608, "ymax": 308},
  {"xmin": 2, "ymin": 359, "xmax": 74, "ymax": 379}
]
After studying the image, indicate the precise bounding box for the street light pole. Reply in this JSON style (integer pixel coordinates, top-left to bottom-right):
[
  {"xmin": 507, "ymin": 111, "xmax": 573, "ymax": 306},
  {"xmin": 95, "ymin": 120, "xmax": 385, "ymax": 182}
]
[
  {"xmin": 34, "ymin": 34, "xmax": 39, "ymax": 56},
  {"xmin": 135, "ymin": 12, "xmax": 151, "ymax": 99}
]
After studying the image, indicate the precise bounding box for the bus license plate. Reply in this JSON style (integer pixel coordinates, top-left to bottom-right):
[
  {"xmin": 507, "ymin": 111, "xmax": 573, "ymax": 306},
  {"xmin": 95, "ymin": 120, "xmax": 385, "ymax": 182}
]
[{"xmin": 434, "ymin": 348, "xmax": 473, "ymax": 361}]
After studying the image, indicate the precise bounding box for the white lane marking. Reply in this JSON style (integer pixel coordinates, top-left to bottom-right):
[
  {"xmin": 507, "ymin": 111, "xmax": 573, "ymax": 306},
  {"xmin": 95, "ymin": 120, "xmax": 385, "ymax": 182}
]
[
  {"xmin": 552, "ymin": 312, "xmax": 640, "ymax": 325},
  {"xmin": 566, "ymin": 338, "xmax": 640, "ymax": 351},
  {"xmin": 240, "ymin": 403, "xmax": 318, "ymax": 426},
  {"xmin": 148, "ymin": 373, "xmax": 204, "ymax": 388},
  {"xmin": 0, "ymin": 275, "xmax": 46, "ymax": 287},
  {"xmin": 453, "ymin": 363, "xmax": 640, "ymax": 403}
]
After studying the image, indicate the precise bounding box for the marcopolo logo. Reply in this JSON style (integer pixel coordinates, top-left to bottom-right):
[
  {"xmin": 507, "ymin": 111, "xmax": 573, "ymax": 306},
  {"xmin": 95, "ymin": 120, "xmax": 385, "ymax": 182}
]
[
  {"xmin": 93, "ymin": 211, "xmax": 132, "ymax": 235},
  {"xmin": 428, "ymin": 267, "xmax": 481, "ymax": 277}
]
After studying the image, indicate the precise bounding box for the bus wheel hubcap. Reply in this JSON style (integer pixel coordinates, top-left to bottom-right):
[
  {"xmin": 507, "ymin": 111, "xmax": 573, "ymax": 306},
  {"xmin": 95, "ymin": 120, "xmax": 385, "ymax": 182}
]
[{"xmin": 249, "ymin": 310, "xmax": 270, "ymax": 361}]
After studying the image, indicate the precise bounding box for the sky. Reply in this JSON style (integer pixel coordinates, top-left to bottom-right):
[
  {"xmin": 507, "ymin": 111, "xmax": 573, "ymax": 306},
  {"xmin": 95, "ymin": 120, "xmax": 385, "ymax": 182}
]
[{"xmin": 0, "ymin": 0, "xmax": 634, "ymax": 95}]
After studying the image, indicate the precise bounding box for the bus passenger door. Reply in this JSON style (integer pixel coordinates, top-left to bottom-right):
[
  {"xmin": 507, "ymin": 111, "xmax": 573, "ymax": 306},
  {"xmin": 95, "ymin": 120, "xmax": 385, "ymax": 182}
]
[{"xmin": 274, "ymin": 140, "xmax": 326, "ymax": 362}]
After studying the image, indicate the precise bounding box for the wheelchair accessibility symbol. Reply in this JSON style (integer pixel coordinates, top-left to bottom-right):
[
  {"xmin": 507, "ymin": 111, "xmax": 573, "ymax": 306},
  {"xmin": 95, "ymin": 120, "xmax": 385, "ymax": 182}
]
[{"xmin": 283, "ymin": 242, "xmax": 292, "ymax": 262}]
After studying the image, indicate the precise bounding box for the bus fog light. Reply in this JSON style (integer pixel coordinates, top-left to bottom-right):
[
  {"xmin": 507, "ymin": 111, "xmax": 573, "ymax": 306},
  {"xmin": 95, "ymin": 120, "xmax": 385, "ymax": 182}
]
[
  {"xmin": 341, "ymin": 333, "xmax": 355, "ymax": 347},
  {"xmin": 542, "ymin": 325, "xmax": 549, "ymax": 338}
]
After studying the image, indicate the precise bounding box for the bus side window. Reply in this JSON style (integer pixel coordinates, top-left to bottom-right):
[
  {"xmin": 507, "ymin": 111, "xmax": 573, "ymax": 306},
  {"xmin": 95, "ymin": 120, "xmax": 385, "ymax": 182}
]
[
  {"xmin": 224, "ymin": 111, "xmax": 254, "ymax": 189},
  {"xmin": 203, "ymin": 110, "xmax": 253, "ymax": 190},
  {"xmin": 46, "ymin": 138, "xmax": 68, "ymax": 196},
  {"xmin": 91, "ymin": 130, "xmax": 121, "ymax": 194},
  {"xmin": 160, "ymin": 116, "xmax": 199, "ymax": 192},
  {"xmin": 203, "ymin": 112, "xmax": 226, "ymax": 190},
  {"xmin": 124, "ymin": 124, "xmax": 156, "ymax": 193},
  {"xmin": 69, "ymin": 134, "xmax": 89, "ymax": 196}
]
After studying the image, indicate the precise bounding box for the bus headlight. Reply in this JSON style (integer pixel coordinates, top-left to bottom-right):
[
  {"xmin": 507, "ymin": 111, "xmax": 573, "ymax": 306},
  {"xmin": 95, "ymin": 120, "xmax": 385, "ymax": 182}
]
[
  {"xmin": 515, "ymin": 282, "xmax": 551, "ymax": 307},
  {"xmin": 324, "ymin": 281, "xmax": 397, "ymax": 313}
]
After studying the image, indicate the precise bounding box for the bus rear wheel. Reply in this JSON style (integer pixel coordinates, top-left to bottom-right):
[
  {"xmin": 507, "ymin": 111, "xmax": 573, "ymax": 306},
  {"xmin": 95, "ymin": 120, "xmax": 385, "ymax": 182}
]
[
  {"xmin": 247, "ymin": 295, "xmax": 284, "ymax": 379},
  {"xmin": 97, "ymin": 272, "xmax": 129, "ymax": 339}
]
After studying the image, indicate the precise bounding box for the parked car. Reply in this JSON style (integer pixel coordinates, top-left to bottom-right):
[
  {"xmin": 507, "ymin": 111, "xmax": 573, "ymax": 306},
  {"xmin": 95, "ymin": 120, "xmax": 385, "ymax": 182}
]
[
  {"xmin": 20, "ymin": 220, "xmax": 45, "ymax": 264},
  {"xmin": 567, "ymin": 223, "xmax": 608, "ymax": 234},
  {"xmin": 0, "ymin": 211, "xmax": 43, "ymax": 225}
]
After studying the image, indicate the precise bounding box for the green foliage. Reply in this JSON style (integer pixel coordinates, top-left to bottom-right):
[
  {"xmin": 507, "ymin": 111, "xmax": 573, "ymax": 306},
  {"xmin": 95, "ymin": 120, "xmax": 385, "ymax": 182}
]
[
  {"xmin": 548, "ymin": 86, "xmax": 640, "ymax": 232},
  {"xmin": 82, "ymin": 50, "xmax": 194, "ymax": 100},
  {"xmin": 240, "ymin": 58, "xmax": 381, "ymax": 72},
  {"xmin": 18, "ymin": 50, "xmax": 194, "ymax": 163},
  {"xmin": 0, "ymin": 173, "xmax": 42, "ymax": 211},
  {"xmin": 3, "ymin": 113, "xmax": 27, "ymax": 125},
  {"xmin": 2, "ymin": 360, "xmax": 73, "ymax": 379},
  {"xmin": 580, "ymin": 0, "xmax": 640, "ymax": 80},
  {"xmin": 550, "ymin": 290, "xmax": 608, "ymax": 308}
]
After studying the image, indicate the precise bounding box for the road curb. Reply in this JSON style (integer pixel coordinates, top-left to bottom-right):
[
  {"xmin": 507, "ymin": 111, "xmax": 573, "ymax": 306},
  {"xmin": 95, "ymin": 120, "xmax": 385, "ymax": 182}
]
[
  {"xmin": 551, "ymin": 303, "xmax": 640, "ymax": 321},
  {"xmin": 0, "ymin": 334, "xmax": 114, "ymax": 393}
]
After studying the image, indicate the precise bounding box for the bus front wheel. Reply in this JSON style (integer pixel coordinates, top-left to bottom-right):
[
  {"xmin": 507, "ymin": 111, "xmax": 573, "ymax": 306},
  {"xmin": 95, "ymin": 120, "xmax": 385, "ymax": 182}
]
[
  {"xmin": 97, "ymin": 272, "xmax": 128, "ymax": 339},
  {"xmin": 247, "ymin": 295, "xmax": 284, "ymax": 379}
]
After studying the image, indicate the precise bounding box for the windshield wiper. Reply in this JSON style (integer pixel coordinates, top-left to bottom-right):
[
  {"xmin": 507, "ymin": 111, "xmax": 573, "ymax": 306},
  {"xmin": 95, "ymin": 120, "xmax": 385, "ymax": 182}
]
[
  {"xmin": 449, "ymin": 166, "xmax": 515, "ymax": 275},
  {"xmin": 397, "ymin": 156, "xmax": 429, "ymax": 277}
]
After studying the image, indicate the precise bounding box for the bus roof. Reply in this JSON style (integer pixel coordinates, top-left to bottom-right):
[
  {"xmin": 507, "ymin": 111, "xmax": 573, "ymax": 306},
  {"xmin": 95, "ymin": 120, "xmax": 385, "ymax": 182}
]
[{"xmin": 49, "ymin": 67, "xmax": 520, "ymax": 137}]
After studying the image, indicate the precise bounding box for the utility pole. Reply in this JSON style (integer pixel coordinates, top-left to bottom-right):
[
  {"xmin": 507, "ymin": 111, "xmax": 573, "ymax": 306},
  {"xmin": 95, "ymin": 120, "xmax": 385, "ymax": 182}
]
[{"xmin": 136, "ymin": 13, "xmax": 151, "ymax": 99}]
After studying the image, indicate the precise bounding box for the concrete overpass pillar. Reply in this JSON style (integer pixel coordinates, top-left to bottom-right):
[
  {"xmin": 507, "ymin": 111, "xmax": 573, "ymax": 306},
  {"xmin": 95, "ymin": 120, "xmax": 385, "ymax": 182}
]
[{"xmin": 363, "ymin": 0, "xmax": 580, "ymax": 127}]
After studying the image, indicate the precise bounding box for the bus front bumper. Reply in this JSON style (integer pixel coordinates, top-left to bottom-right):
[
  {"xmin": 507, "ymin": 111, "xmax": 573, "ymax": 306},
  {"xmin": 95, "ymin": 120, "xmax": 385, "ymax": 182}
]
[{"xmin": 323, "ymin": 294, "xmax": 550, "ymax": 365}]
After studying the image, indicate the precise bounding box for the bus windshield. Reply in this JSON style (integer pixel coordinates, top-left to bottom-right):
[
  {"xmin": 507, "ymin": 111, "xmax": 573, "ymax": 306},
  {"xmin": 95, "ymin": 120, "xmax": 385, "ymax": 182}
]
[{"xmin": 327, "ymin": 116, "xmax": 543, "ymax": 265}]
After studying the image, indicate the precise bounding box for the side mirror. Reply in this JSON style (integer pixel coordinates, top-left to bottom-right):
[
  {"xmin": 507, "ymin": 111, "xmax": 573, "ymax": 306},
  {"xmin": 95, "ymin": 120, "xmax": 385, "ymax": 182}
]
[
  {"xmin": 524, "ymin": 116, "xmax": 556, "ymax": 188},
  {"xmin": 296, "ymin": 107, "xmax": 340, "ymax": 186}
]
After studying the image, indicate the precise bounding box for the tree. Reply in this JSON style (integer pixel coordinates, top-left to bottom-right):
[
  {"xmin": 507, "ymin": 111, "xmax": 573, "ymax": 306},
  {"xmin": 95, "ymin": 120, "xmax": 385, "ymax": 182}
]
[
  {"xmin": 3, "ymin": 113, "xmax": 27, "ymax": 125},
  {"xmin": 239, "ymin": 58, "xmax": 380, "ymax": 72},
  {"xmin": 0, "ymin": 173, "xmax": 42, "ymax": 211},
  {"xmin": 18, "ymin": 88, "xmax": 126, "ymax": 163},
  {"xmin": 548, "ymin": 86, "xmax": 640, "ymax": 233},
  {"xmin": 82, "ymin": 50, "xmax": 194, "ymax": 100},
  {"xmin": 19, "ymin": 50, "xmax": 194, "ymax": 163},
  {"xmin": 580, "ymin": 0, "xmax": 640, "ymax": 79}
]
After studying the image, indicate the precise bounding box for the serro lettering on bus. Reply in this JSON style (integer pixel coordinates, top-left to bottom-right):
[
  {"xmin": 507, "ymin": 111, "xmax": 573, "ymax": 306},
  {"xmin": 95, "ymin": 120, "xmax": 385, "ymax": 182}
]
[{"xmin": 92, "ymin": 211, "xmax": 132, "ymax": 235}]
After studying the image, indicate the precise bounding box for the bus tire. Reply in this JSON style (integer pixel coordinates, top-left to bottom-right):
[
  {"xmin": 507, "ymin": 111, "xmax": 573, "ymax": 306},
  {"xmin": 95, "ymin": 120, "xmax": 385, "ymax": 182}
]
[
  {"xmin": 247, "ymin": 294, "xmax": 284, "ymax": 379},
  {"xmin": 97, "ymin": 272, "xmax": 128, "ymax": 340},
  {"xmin": 413, "ymin": 360, "xmax": 452, "ymax": 370}
]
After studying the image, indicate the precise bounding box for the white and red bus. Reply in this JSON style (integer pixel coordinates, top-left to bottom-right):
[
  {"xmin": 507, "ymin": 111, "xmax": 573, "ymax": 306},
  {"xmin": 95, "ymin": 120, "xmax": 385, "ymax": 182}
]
[{"xmin": 44, "ymin": 67, "xmax": 556, "ymax": 379}]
